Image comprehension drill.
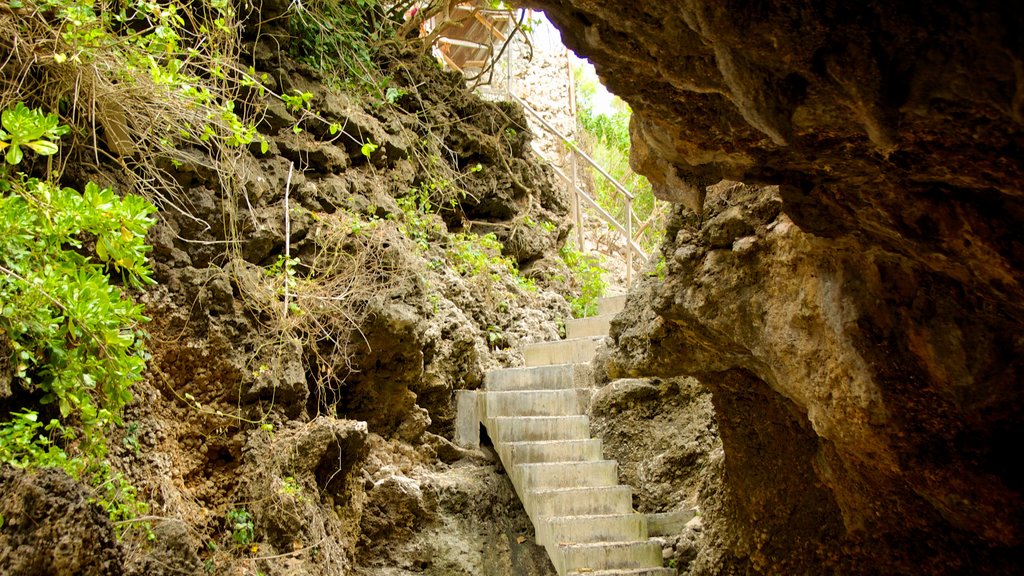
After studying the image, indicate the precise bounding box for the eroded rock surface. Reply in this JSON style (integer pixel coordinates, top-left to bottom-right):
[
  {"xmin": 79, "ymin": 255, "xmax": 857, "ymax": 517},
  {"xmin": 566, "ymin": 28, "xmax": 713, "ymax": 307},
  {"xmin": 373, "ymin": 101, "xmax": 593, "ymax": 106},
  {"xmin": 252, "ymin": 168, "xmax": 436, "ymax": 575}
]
[
  {"xmin": 598, "ymin": 182, "xmax": 1022, "ymax": 573},
  {"xmin": 0, "ymin": 467, "xmax": 125, "ymax": 576},
  {"xmin": 525, "ymin": 1, "xmax": 1023, "ymax": 573}
]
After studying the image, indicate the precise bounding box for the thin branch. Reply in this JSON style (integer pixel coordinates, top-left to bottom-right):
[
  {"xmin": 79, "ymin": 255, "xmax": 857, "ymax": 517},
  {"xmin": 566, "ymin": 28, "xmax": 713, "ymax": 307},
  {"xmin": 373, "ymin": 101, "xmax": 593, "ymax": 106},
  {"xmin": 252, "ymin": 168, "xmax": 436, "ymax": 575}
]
[{"xmin": 283, "ymin": 161, "xmax": 294, "ymax": 320}]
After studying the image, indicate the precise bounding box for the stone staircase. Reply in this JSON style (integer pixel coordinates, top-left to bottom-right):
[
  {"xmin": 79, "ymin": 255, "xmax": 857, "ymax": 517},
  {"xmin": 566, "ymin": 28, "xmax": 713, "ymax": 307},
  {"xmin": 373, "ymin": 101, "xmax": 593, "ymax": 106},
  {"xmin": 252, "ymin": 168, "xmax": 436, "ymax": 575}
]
[{"xmin": 456, "ymin": 295, "xmax": 676, "ymax": 576}]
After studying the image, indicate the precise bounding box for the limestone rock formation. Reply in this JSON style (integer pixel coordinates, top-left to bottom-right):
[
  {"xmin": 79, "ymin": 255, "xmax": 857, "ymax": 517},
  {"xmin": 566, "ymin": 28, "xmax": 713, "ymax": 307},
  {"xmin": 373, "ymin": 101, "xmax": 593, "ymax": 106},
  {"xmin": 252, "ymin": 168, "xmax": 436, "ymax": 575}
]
[
  {"xmin": 524, "ymin": 1, "xmax": 1024, "ymax": 573},
  {"xmin": 0, "ymin": 467, "xmax": 125, "ymax": 576}
]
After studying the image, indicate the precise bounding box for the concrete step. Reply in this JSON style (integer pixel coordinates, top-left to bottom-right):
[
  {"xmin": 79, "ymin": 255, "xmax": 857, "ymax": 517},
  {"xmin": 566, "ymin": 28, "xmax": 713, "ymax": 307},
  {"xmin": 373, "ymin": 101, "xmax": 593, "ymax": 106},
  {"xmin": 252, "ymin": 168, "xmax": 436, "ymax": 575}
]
[
  {"xmin": 483, "ymin": 389, "xmax": 583, "ymax": 418},
  {"xmin": 497, "ymin": 439, "xmax": 602, "ymax": 468},
  {"xmin": 485, "ymin": 363, "xmax": 591, "ymax": 391},
  {"xmin": 555, "ymin": 540, "xmax": 663, "ymax": 575},
  {"xmin": 524, "ymin": 337, "xmax": 602, "ymax": 367},
  {"xmin": 565, "ymin": 561, "xmax": 675, "ymax": 569},
  {"xmin": 597, "ymin": 295, "xmax": 628, "ymax": 316},
  {"xmin": 487, "ymin": 416, "xmax": 590, "ymax": 442},
  {"xmin": 526, "ymin": 486, "xmax": 634, "ymax": 520},
  {"xmin": 536, "ymin": 513, "xmax": 647, "ymax": 547},
  {"xmin": 514, "ymin": 460, "xmax": 618, "ymax": 491},
  {"xmin": 565, "ymin": 313, "xmax": 615, "ymax": 339}
]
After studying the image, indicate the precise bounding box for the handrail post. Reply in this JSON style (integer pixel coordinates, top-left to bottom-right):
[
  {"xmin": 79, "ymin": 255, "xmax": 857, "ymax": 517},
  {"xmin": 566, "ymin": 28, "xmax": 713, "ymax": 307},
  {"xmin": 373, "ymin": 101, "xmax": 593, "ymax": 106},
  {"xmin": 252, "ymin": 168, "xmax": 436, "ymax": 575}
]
[
  {"xmin": 572, "ymin": 149, "xmax": 583, "ymax": 250},
  {"xmin": 626, "ymin": 196, "xmax": 633, "ymax": 286},
  {"xmin": 566, "ymin": 51, "xmax": 583, "ymax": 251}
]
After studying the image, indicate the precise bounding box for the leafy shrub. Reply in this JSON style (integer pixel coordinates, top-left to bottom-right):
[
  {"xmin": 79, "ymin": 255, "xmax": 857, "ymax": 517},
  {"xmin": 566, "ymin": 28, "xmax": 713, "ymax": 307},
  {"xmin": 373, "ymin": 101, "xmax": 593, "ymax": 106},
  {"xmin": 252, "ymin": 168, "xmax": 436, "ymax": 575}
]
[
  {"xmin": 0, "ymin": 103, "xmax": 155, "ymax": 524},
  {"xmin": 559, "ymin": 241, "xmax": 607, "ymax": 318},
  {"xmin": 226, "ymin": 508, "xmax": 255, "ymax": 546}
]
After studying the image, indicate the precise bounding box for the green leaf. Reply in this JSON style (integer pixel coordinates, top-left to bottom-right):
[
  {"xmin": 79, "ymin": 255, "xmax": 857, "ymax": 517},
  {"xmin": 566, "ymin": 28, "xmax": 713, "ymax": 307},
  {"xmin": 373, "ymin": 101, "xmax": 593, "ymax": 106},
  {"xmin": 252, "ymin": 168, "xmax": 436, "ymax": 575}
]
[
  {"xmin": 25, "ymin": 140, "xmax": 59, "ymax": 156},
  {"xmin": 5, "ymin": 143, "xmax": 22, "ymax": 165},
  {"xmin": 360, "ymin": 141, "xmax": 378, "ymax": 159}
]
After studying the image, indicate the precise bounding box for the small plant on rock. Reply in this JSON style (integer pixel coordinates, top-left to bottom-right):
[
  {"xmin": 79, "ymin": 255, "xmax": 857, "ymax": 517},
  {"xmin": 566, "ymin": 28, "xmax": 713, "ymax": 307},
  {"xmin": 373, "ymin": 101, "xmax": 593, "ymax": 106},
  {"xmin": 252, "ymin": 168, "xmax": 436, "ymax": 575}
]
[
  {"xmin": 559, "ymin": 240, "xmax": 607, "ymax": 318},
  {"xmin": 226, "ymin": 508, "xmax": 255, "ymax": 546}
]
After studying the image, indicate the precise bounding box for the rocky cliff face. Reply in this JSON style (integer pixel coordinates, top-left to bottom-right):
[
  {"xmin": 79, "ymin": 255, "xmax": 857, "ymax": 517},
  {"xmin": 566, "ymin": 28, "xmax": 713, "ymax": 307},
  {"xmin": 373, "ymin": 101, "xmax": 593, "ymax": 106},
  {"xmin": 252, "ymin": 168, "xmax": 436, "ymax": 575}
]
[
  {"xmin": 526, "ymin": 1, "xmax": 1024, "ymax": 573},
  {"xmin": 1, "ymin": 3, "xmax": 573, "ymax": 571}
]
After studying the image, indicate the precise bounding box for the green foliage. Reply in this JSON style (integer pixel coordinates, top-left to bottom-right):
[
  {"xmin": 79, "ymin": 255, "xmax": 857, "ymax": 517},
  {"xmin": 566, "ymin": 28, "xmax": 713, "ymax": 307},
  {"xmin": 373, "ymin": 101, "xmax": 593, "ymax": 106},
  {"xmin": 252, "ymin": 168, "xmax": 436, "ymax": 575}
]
[
  {"xmin": 385, "ymin": 87, "xmax": 407, "ymax": 104},
  {"xmin": 560, "ymin": 241, "xmax": 607, "ymax": 318},
  {"xmin": 0, "ymin": 103, "xmax": 154, "ymax": 526},
  {"xmin": 279, "ymin": 476, "xmax": 303, "ymax": 497},
  {"xmin": 393, "ymin": 186, "xmax": 537, "ymax": 300},
  {"xmin": 7, "ymin": 0, "xmax": 271, "ymax": 173},
  {"xmin": 650, "ymin": 253, "xmax": 667, "ymax": 281},
  {"xmin": 226, "ymin": 508, "xmax": 255, "ymax": 546},
  {"xmin": 361, "ymin": 140, "xmax": 379, "ymax": 160},
  {"xmin": 288, "ymin": 0, "xmax": 398, "ymax": 95},
  {"xmin": 281, "ymin": 90, "xmax": 314, "ymax": 113},
  {"xmin": 393, "ymin": 188, "xmax": 441, "ymax": 251},
  {"xmin": 447, "ymin": 232, "xmax": 537, "ymax": 294},
  {"xmin": 0, "ymin": 103, "xmax": 70, "ymax": 165}
]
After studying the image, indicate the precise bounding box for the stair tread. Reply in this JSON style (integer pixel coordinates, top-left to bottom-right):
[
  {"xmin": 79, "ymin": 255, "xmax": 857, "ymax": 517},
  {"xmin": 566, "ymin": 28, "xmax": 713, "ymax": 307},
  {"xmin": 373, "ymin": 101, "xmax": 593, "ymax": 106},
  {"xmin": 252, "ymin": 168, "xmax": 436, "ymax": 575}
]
[
  {"xmin": 565, "ymin": 565, "xmax": 675, "ymax": 569},
  {"xmin": 559, "ymin": 540, "xmax": 660, "ymax": 550},
  {"xmin": 556, "ymin": 539, "xmax": 664, "ymax": 573},
  {"xmin": 483, "ymin": 387, "xmax": 581, "ymax": 391},
  {"xmin": 524, "ymin": 336, "xmax": 604, "ymax": 347},
  {"xmin": 540, "ymin": 513, "xmax": 642, "ymax": 523},
  {"xmin": 491, "ymin": 415, "xmax": 588, "ymax": 421},
  {"xmin": 528, "ymin": 485, "xmax": 632, "ymax": 496},
  {"xmin": 516, "ymin": 459, "xmax": 615, "ymax": 470},
  {"xmin": 501, "ymin": 439, "xmax": 599, "ymax": 447}
]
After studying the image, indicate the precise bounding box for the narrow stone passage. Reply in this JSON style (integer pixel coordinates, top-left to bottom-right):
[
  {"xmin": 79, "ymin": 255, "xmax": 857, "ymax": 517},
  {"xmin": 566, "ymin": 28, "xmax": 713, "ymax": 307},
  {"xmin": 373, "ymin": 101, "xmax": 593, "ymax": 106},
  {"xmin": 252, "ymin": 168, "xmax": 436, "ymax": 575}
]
[{"xmin": 459, "ymin": 296, "xmax": 676, "ymax": 576}]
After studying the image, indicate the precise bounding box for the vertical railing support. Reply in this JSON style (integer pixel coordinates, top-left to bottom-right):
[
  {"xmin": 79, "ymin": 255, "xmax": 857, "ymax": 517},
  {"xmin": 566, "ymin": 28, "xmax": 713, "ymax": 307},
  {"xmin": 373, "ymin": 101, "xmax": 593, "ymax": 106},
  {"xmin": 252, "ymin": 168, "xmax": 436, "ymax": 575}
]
[
  {"xmin": 566, "ymin": 50, "xmax": 583, "ymax": 251},
  {"xmin": 625, "ymin": 196, "xmax": 633, "ymax": 286}
]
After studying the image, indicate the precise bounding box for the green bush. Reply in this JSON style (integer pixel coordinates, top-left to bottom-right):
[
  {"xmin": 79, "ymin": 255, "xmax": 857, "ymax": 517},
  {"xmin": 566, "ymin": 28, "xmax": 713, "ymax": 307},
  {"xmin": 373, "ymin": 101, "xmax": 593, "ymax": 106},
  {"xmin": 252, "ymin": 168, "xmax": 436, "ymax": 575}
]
[
  {"xmin": 560, "ymin": 241, "xmax": 607, "ymax": 318},
  {"xmin": 0, "ymin": 103, "xmax": 155, "ymax": 524},
  {"xmin": 226, "ymin": 508, "xmax": 255, "ymax": 546}
]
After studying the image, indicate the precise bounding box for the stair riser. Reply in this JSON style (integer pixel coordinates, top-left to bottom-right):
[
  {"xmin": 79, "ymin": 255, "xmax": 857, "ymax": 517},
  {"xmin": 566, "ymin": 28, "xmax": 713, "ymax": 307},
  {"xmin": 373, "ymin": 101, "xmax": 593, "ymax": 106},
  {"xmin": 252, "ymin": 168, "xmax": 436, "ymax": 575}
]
[
  {"xmin": 514, "ymin": 462, "xmax": 618, "ymax": 492},
  {"xmin": 536, "ymin": 516, "xmax": 647, "ymax": 547},
  {"xmin": 497, "ymin": 440, "xmax": 602, "ymax": 467},
  {"xmin": 524, "ymin": 339, "xmax": 601, "ymax": 367},
  {"xmin": 565, "ymin": 315, "xmax": 614, "ymax": 339},
  {"xmin": 483, "ymin": 390, "xmax": 582, "ymax": 417},
  {"xmin": 565, "ymin": 565, "xmax": 675, "ymax": 569},
  {"xmin": 526, "ymin": 487, "xmax": 634, "ymax": 521},
  {"xmin": 487, "ymin": 417, "xmax": 590, "ymax": 442},
  {"xmin": 597, "ymin": 295, "xmax": 628, "ymax": 316},
  {"xmin": 555, "ymin": 542, "xmax": 663, "ymax": 574},
  {"xmin": 484, "ymin": 364, "xmax": 592, "ymax": 391}
]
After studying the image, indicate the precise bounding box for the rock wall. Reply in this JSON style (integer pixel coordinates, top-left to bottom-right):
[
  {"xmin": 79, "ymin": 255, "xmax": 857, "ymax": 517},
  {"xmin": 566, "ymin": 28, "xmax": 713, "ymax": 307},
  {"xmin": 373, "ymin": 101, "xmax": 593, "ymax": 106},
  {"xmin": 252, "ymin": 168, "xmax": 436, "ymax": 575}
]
[
  {"xmin": 2, "ymin": 5, "xmax": 574, "ymax": 573},
  {"xmin": 525, "ymin": 1, "xmax": 1024, "ymax": 574}
]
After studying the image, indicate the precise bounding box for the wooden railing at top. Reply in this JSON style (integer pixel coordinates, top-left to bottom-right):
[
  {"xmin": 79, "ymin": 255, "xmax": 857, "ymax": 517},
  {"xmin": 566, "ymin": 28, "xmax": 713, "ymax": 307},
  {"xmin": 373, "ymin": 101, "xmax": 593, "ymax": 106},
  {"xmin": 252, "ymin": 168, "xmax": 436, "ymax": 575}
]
[{"xmin": 507, "ymin": 92, "xmax": 647, "ymax": 286}]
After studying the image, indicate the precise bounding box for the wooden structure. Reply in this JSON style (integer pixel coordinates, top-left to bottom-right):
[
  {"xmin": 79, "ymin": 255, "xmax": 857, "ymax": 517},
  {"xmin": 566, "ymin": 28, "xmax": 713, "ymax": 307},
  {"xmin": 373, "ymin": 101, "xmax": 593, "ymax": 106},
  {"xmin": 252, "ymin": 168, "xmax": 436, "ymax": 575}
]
[{"xmin": 429, "ymin": 3, "xmax": 516, "ymax": 74}]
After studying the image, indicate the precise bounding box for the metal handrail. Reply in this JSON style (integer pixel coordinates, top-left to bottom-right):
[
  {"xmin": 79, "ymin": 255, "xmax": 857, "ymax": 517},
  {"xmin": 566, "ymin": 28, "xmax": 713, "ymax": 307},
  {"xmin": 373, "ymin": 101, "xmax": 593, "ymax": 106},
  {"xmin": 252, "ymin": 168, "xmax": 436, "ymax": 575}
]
[
  {"xmin": 511, "ymin": 92, "xmax": 646, "ymax": 283},
  {"xmin": 509, "ymin": 93, "xmax": 635, "ymax": 201},
  {"xmin": 546, "ymin": 162, "xmax": 648, "ymax": 261}
]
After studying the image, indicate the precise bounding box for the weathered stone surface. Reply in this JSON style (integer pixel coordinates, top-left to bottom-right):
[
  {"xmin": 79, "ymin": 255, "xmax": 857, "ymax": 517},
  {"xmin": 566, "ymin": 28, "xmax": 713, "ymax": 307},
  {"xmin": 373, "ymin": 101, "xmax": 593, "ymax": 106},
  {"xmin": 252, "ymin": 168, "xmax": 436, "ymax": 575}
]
[
  {"xmin": 600, "ymin": 183, "xmax": 1023, "ymax": 574},
  {"xmin": 528, "ymin": 1, "xmax": 1024, "ymax": 294},
  {"xmin": 526, "ymin": 1, "xmax": 1024, "ymax": 573},
  {"xmin": 0, "ymin": 466, "xmax": 125, "ymax": 576}
]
